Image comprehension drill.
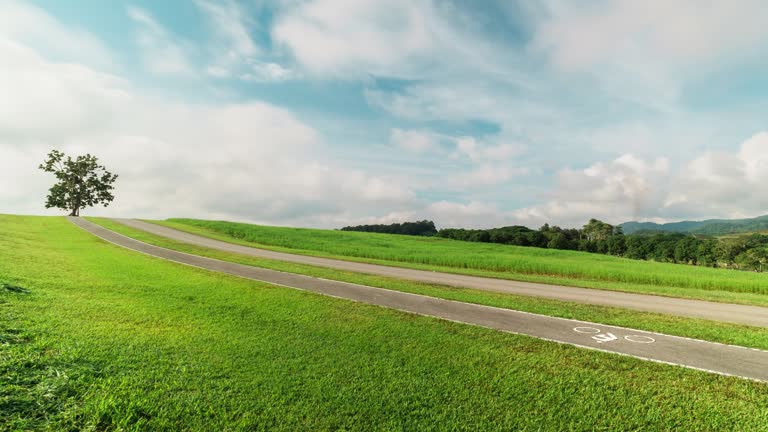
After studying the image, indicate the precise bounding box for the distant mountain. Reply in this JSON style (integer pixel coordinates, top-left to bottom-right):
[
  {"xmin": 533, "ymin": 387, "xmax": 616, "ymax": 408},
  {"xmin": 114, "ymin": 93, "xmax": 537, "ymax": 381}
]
[{"xmin": 620, "ymin": 214, "xmax": 768, "ymax": 236}]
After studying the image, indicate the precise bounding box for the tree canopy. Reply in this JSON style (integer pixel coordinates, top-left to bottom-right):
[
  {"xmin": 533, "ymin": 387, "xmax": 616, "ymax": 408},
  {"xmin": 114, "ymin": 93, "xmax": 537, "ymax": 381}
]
[
  {"xmin": 436, "ymin": 219, "xmax": 768, "ymax": 273},
  {"xmin": 341, "ymin": 220, "xmax": 437, "ymax": 236},
  {"xmin": 38, "ymin": 150, "xmax": 118, "ymax": 217}
]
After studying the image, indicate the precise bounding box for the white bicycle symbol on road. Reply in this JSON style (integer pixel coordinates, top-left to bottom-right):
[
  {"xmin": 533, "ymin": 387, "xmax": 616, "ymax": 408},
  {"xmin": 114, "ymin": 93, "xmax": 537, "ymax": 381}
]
[{"xmin": 573, "ymin": 327, "xmax": 656, "ymax": 344}]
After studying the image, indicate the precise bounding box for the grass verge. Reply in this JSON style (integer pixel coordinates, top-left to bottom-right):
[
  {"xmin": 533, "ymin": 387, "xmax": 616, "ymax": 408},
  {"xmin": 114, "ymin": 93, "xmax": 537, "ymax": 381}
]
[
  {"xmin": 2, "ymin": 214, "xmax": 768, "ymax": 430},
  {"xmin": 88, "ymin": 217, "xmax": 768, "ymax": 351},
  {"xmin": 5, "ymin": 214, "xmax": 768, "ymax": 430},
  {"xmin": 155, "ymin": 218, "xmax": 768, "ymax": 306}
]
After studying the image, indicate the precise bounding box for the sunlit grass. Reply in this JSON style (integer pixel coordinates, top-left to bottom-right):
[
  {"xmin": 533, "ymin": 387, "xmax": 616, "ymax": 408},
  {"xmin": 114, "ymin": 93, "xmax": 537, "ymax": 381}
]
[
  {"xmin": 2, "ymin": 214, "xmax": 768, "ymax": 430},
  {"xmin": 91, "ymin": 217, "xmax": 768, "ymax": 350},
  {"xmin": 159, "ymin": 218, "xmax": 768, "ymax": 304}
]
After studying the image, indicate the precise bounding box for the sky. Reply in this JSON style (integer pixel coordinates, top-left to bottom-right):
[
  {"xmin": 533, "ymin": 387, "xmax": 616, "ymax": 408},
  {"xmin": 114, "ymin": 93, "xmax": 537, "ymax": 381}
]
[{"xmin": 2, "ymin": 0, "xmax": 768, "ymax": 229}]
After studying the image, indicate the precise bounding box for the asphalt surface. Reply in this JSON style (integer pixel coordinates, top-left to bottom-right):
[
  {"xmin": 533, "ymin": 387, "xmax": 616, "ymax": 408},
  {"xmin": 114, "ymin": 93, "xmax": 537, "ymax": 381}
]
[
  {"xmin": 109, "ymin": 218, "xmax": 768, "ymax": 328},
  {"xmin": 70, "ymin": 216, "xmax": 768, "ymax": 382}
]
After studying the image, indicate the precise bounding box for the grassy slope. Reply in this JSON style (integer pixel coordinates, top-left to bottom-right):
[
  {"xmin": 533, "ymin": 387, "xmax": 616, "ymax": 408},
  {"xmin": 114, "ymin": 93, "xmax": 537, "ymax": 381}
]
[
  {"xmin": 157, "ymin": 219, "xmax": 768, "ymax": 306},
  {"xmin": 1, "ymin": 215, "xmax": 767, "ymax": 431},
  {"xmin": 89, "ymin": 217, "xmax": 768, "ymax": 350}
]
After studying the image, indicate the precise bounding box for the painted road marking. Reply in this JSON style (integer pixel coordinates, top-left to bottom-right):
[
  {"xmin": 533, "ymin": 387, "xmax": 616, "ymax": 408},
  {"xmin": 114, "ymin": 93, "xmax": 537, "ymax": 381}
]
[
  {"xmin": 573, "ymin": 327, "xmax": 601, "ymax": 334},
  {"xmin": 625, "ymin": 335, "xmax": 656, "ymax": 344},
  {"xmin": 593, "ymin": 332, "xmax": 618, "ymax": 343},
  {"xmin": 573, "ymin": 327, "xmax": 656, "ymax": 344}
]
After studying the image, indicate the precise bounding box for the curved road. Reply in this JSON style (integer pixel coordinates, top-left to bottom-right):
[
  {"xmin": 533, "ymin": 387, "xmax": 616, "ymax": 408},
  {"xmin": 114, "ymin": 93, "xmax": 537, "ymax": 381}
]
[
  {"xmin": 70, "ymin": 216, "xmax": 768, "ymax": 382},
  {"xmin": 111, "ymin": 218, "xmax": 768, "ymax": 327}
]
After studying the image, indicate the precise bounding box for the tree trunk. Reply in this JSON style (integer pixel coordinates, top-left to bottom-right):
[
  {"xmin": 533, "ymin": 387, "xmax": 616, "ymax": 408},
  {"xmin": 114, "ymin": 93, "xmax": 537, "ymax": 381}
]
[{"xmin": 71, "ymin": 190, "xmax": 81, "ymax": 216}]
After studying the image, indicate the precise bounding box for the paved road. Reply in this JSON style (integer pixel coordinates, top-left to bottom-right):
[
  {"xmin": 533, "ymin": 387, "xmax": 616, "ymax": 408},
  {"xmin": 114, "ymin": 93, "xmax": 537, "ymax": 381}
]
[
  {"xmin": 70, "ymin": 217, "xmax": 768, "ymax": 382},
  {"xmin": 110, "ymin": 218, "xmax": 768, "ymax": 327}
]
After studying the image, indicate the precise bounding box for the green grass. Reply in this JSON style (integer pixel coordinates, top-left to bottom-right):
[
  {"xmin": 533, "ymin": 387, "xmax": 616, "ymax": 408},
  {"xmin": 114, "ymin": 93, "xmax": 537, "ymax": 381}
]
[
  {"xmin": 2, "ymin": 215, "xmax": 768, "ymax": 430},
  {"xmin": 89, "ymin": 217, "xmax": 768, "ymax": 351},
  {"xmin": 157, "ymin": 218, "xmax": 768, "ymax": 306}
]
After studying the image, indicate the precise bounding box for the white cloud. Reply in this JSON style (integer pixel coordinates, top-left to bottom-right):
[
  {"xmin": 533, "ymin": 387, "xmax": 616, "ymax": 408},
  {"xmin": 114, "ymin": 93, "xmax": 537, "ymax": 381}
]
[
  {"xmin": 127, "ymin": 6, "xmax": 196, "ymax": 77},
  {"xmin": 240, "ymin": 61, "xmax": 295, "ymax": 82},
  {"xmin": 6, "ymin": 0, "xmax": 768, "ymax": 232},
  {"xmin": 510, "ymin": 133, "xmax": 768, "ymax": 227},
  {"xmin": 206, "ymin": 65, "xmax": 231, "ymax": 78},
  {"xmin": 448, "ymin": 165, "xmax": 529, "ymax": 188},
  {"xmin": 272, "ymin": 0, "xmax": 435, "ymax": 77},
  {"xmin": 195, "ymin": 0, "xmax": 258, "ymax": 59},
  {"xmin": 665, "ymin": 132, "xmax": 768, "ymax": 218},
  {"xmin": 452, "ymin": 137, "xmax": 524, "ymax": 162},
  {"xmin": 0, "ymin": 5, "xmax": 416, "ymax": 227},
  {"xmin": 365, "ymin": 81, "xmax": 510, "ymax": 123},
  {"xmin": 739, "ymin": 132, "xmax": 768, "ymax": 183},
  {"xmin": 390, "ymin": 128, "xmax": 437, "ymax": 153},
  {"xmin": 0, "ymin": 0, "xmax": 113, "ymax": 68},
  {"xmin": 425, "ymin": 201, "xmax": 508, "ymax": 228},
  {"xmin": 365, "ymin": 201, "xmax": 509, "ymax": 229},
  {"xmin": 528, "ymin": 0, "xmax": 768, "ymax": 114},
  {"xmin": 193, "ymin": 0, "xmax": 294, "ymax": 83},
  {"xmin": 195, "ymin": 0, "xmax": 273, "ymax": 81},
  {"xmin": 0, "ymin": 39, "xmax": 130, "ymax": 141},
  {"xmin": 532, "ymin": 0, "xmax": 768, "ymax": 72},
  {"xmin": 511, "ymin": 154, "xmax": 671, "ymax": 227}
]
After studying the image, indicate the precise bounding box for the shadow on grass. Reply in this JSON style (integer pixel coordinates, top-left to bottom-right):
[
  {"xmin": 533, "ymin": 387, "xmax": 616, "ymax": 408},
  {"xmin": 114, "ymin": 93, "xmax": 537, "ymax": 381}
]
[
  {"xmin": 0, "ymin": 281, "xmax": 104, "ymax": 431},
  {"xmin": 2, "ymin": 282, "xmax": 30, "ymax": 294}
]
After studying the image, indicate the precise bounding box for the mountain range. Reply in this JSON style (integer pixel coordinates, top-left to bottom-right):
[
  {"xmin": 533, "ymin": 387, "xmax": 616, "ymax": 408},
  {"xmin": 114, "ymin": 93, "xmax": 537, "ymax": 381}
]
[{"xmin": 620, "ymin": 214, "xmax": 768, "ymax": 236}]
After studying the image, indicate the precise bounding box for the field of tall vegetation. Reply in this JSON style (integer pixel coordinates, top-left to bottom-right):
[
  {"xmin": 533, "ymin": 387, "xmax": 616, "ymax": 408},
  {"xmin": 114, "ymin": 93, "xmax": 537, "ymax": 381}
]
[{"xmin": 162, "ymin": 219, "xmax": 768, "ymax": 296}]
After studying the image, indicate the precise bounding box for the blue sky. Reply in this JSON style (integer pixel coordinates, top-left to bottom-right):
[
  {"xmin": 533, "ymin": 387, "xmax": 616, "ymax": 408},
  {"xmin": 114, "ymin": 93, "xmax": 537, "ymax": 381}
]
[{"xmin": 2, "ymin": 0, "xmax": 768, "ymax": 228}]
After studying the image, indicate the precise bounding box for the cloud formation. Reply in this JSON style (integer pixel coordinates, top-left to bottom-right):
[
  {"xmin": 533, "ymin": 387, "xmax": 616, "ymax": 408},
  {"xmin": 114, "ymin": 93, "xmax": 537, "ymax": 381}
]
[
  {"xmin": 3, "ymin": 0, "xmax": 768, "ymax": 230},
  {"xmin": 128, "ymin": 6, "xmax": 196, "ymax": 77},
  {"xmin": 511, "ymin": 133, "xmax": 768, "ymax": 227},
  {"xmin": 272, "ymin": 0, "xmax": 436, "ymax": 77},
  {"xmin": 0, "ymin": 6, "xmax": 414, "ymax": 227}
]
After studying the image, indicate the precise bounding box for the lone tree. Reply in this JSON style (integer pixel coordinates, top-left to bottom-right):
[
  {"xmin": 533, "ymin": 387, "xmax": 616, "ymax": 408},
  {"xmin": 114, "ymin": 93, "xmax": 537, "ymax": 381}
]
[{"xmin": 38, "ymin": 150, "xmax": 118, "ymax": 217}]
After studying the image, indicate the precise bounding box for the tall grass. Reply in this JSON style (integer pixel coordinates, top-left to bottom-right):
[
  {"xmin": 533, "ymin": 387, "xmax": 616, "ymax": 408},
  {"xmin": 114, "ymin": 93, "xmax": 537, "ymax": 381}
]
[{"xmin": 167, "ymin": 218, "xmax": 768, "ymax": 295}]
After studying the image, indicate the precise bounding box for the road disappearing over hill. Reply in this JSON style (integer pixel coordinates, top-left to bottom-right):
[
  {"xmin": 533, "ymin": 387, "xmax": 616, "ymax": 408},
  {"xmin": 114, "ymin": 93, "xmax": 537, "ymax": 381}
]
[{"xmin": 70, "ymin": 217, "xmax": 768, "ymax": 382}]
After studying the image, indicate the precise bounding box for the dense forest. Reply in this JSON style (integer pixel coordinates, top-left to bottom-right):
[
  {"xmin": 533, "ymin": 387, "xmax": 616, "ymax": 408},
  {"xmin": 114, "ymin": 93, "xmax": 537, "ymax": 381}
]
[
  {"xmin": 342, "ymin": 218, "xmax": 768, "ymax": 272},
  {"xmin": 341, "ymin": 220, "xmax": 438, "ymax": 236}
]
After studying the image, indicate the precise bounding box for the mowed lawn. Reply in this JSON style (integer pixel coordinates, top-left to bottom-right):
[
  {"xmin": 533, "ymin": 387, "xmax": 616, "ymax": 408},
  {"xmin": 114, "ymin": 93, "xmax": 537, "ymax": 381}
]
[
  {"xmin": 160, "ymin": 218, "xmax": 768, "ymax": 305},
  {"xmin": 2, "ymin": 215, "xmax": 768, "ymax": 431}
]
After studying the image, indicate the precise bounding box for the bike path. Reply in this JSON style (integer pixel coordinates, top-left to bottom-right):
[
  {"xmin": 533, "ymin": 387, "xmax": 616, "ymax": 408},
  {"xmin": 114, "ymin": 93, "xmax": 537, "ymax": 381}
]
[{"xmin": 70, "ymin": 217, "xmax": 768, "ymax": 382}]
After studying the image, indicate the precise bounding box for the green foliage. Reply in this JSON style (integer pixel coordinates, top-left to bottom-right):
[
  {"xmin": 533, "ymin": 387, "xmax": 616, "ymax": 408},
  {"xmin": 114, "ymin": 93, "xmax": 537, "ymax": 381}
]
[
  {"xmin": 164, "ymin": 218, "xmax": 768, "ymax": 297},
  {"xmin": 2, "ymin": 215, "xmax": 768, "ymax": 430},
  {"xmin": 91, "ymin": 216, "xmax": 768, "ymax": 350},
  {"xmin": 341, "ymin": 220, "xmax": 437, "ymax": 236},
  {"xmin": 621, "ymin": 214, "xmax": 768, "ymax": 236},
  {"xmin": 38, "ymin": 149, "xmax": 118, "ymax": 216},
  {"xmin": 437, "ymin": 217, "xmax": 768, "ymax": 273}
]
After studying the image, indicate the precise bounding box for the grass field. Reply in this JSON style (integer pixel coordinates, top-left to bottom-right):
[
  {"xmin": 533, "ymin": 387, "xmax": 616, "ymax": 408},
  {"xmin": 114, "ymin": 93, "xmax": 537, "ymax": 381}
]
[
  {"xmin": 90, "ymin": 217, "xmax": 768, "ymax": 351},
  {"xmin": 156, "ymin": 218, "xmax": 768, "ymax": 305},
  {"xmin": 3, "ymin": 215, "xmax": 768, "ymax": 430}
]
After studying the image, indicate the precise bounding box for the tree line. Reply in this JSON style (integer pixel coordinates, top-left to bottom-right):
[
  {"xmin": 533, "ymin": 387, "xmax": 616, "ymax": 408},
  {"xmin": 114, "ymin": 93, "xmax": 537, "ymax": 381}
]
[
  {"xmin": 438, "ymin": 218, "xmax": 768, "ymax": 272},
  {"xmin": 341, "ymin": 220, "xmax": 438, "ymax": 236}
]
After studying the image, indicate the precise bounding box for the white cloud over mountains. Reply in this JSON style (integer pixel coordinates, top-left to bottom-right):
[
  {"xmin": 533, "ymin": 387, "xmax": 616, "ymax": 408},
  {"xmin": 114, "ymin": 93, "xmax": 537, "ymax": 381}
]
[
  {"xmin": 2, "ymin": 0, "xmax": 768, "ymax": 230},
  {"xmin": 510, "ymin": 134, "xmax": 768, "ymax": 227}
]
